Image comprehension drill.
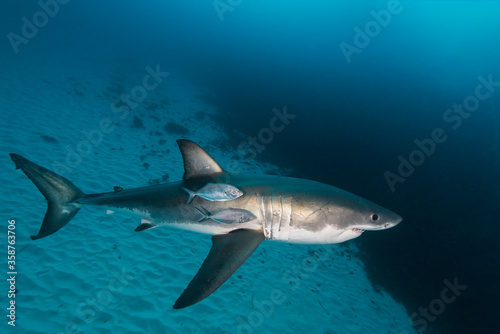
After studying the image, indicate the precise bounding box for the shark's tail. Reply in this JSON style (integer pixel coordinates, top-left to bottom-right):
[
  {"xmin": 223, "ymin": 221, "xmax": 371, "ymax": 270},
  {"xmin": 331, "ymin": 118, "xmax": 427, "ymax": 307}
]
[{"xmin": 10, "ymin": 154, "xmax": 85, "ymax": 240}]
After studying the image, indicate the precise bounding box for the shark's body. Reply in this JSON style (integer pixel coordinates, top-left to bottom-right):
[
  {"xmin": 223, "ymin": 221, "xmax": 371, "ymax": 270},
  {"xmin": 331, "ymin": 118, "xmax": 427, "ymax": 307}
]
[{"xmin": 10, "ymin": 139, "xmax": 402, "ymax": 309}]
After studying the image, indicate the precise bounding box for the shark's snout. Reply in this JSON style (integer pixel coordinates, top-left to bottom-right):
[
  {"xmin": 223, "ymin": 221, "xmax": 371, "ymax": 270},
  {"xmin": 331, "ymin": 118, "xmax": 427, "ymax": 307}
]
[
  {"xmin": 377, "ymin": 212, "xmax": 402, "ymax": 230},
  {"xmin": 388, "ymin": 212, "xmax": 403, "ymax": 227}
]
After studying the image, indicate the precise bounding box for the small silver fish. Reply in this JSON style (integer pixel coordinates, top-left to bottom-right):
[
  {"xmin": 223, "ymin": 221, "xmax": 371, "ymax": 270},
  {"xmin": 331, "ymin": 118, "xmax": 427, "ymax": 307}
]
[
  {"xmin": 195, "ymin": 207, "xmax": 257, "ymax": 224},
  {"xmin": 181, "ymin": 183, "xmax": 244, "ymax": 204}
]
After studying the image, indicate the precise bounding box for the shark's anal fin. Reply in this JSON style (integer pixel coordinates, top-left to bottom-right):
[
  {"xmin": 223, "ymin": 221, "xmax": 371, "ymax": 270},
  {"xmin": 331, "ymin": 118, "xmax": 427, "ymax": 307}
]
[
  {"xmin": 135, "ymin": 219, "xmax": 158, "ymax": 232},
  {"xmin": 176, "ymin": 139, "xmax": 224, "ymax": 180},
  {"xmin": 173, "ymin": 228, "xmax": 265, "ymax": 309}
]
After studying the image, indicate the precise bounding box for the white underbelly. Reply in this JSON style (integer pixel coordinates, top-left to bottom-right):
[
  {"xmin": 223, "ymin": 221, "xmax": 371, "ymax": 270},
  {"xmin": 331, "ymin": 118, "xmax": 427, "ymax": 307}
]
[
  {"xmin": 288, "ymin": 225, "xmax": 362, "ymax": 244},
  {"xmin": 166, "ymin": 220, "xmax": 263, "ymax": 236}
]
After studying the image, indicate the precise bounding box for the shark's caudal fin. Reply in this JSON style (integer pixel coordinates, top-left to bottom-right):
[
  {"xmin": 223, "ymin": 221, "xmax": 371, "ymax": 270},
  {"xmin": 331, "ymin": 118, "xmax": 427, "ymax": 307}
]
[
  {"xmin": 10, "ymin": 154, "xmax": 84, "ymax": 240},
  {"xmin": 173, "ymin": 228, "xmax": 265, "ymax": 309}
]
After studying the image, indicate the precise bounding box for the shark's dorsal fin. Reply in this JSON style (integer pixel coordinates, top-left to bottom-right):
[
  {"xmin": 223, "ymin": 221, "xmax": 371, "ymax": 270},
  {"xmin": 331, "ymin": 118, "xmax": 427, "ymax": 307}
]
[{"xmin": 177, "ymin": 139, "xmax": 224, "ymax": 180}]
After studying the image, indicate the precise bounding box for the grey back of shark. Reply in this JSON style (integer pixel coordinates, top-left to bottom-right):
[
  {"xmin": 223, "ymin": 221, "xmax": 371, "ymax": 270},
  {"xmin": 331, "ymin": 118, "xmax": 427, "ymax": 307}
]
[{"xmin": 10, "ymin": 139, "xmax": 402, "ymax": 309}]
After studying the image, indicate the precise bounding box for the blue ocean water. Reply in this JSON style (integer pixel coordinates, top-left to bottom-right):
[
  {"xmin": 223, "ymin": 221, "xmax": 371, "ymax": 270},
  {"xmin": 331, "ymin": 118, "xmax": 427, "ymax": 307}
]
[{"xmin": 1, "ymin": 1, "xmax": 499, "ymax": 333}]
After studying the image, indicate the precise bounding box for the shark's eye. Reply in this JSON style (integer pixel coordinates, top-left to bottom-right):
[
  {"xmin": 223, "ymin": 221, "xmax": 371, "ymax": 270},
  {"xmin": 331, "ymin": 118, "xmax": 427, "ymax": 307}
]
[{"xmin": 370, "ymin": 214, "xmax": 379, "ymax": 221}]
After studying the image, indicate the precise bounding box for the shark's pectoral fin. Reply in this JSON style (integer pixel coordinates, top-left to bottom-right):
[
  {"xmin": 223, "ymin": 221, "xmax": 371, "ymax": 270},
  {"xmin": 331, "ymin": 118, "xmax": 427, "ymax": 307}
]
[
  {"xmin": 134, "ymin": 219, "xmax": 158, "ymax": 232},
  {"xmin": 173, "ymin": 228, "xmax": 265, "ymax": 309}
]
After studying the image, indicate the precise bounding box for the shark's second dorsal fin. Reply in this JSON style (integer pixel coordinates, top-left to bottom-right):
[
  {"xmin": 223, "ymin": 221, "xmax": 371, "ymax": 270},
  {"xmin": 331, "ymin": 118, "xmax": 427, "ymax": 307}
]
[{"xmin": 177, "ymin": 139, "xmax": 224, "ymax": 180}]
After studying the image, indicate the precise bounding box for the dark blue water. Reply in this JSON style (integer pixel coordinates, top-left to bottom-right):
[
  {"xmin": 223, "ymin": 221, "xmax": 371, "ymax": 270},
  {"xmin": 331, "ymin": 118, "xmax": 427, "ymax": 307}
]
[{"xmin": 2, "ymin": 1, "xmax": 499, "ymax": 333}]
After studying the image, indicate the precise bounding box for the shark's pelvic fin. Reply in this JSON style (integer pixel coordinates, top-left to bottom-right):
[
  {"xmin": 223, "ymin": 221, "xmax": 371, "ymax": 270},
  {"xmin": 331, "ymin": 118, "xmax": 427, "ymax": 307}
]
[
  {"xmin": 135, "ymin": 219, "xmax": 158, "ymax": 232},
  {"xmin": 9, "ymin": 154, "xmax": 84, "ymax": 240},
  {"xmin": 176, "ymin": 139, "xmax": 224, "ymax": 180},
  {"xmin": 173, "ymin": 228, "xmax": 265, "ymax": 309}
]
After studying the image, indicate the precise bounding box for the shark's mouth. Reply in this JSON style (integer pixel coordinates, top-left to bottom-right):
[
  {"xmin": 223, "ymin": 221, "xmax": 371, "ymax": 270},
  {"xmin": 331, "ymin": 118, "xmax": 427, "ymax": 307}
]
[{"xmin": 352, "ymin": 228, "xmax": 364, "ymax": 234}]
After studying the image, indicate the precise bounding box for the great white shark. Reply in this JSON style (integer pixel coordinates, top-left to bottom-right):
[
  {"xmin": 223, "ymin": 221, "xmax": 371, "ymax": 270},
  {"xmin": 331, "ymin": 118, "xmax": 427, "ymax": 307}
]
[{"xmin": 10, "ymin": 139, "xmax": 402, "ymax": 309}]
